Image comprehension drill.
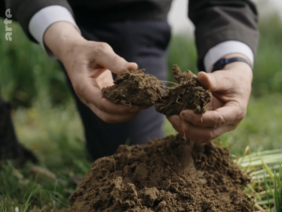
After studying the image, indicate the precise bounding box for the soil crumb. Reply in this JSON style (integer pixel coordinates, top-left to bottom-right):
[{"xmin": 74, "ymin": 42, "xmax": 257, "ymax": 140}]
[
  {"xmin": 70, "ymin": 135, "xmax": 253, "ymax": 212},
  {"xmin": 102, "ymin": 69, "xmax": 163, "ymax": 107},
  {"xmin": 155, "ymin": 65, "xmax": 212, "ymax": 116},
  {"xmin": 71, "ymin": 65, "xmax": 253, "ymax": 212}
]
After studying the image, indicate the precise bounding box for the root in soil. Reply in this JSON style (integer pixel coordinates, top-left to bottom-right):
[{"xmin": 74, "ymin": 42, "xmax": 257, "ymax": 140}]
[
  {"xmin": 102, "ymin": 69, "xmax": 163, "ymax": 107},
  {"xmin": 70, "ymin": 65, "xmax": 254, "ymax": 212},
  {"xmin": 155, "ymin": 65, "xmax": 212, "ymax": 116}
]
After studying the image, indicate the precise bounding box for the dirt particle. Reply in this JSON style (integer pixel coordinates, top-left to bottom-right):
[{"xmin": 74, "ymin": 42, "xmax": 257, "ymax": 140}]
[
  {"xmin": 102, "ymin": 69, "xmax": 163, "ymax": 107},
  {"xmin": 70, "ymin": 135, "xmax": 253, "ymax": 212},
  {"xmin": 70, "ymin": 65, "xmax": 253, "ymax": 212},
  {"xmin": 155, "ymin": 65, "xmax": 212, "ymax": 116}
]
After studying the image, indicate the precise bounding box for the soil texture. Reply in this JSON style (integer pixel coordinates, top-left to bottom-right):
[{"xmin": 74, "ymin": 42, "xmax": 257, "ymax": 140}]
[
  {"xmin": 70, "ymin": 135, "xmax": 253, "ymax": 212},
  {"xmin": 70, "ymin": 65, "xmax": 253, "ymax": 212},
  {"xmin": 102, "ymin": 70, "xmax": 163, "ymax": 107},
  {"xmin": 155, "ymin": 65, "xmax": 212, "ymax": 116}
]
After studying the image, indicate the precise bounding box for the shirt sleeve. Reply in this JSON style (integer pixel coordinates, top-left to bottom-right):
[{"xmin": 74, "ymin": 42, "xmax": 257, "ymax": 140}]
[
  {"xmin": 188, "ymin": 0, "xmax": 259, "ymax": 71},
  {"xmin": 28, "ymin": 5, "xmax": 80, "ymax": 57},
  {"xmin": 5, "ymin": 0, "xmax": 74, "ymax": 41},
  {"xmin": 203, "ymin": 41, "xmax": 254, "ymax": 73}
]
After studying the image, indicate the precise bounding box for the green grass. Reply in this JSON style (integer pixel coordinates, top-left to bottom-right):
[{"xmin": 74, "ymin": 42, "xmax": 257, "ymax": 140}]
[
  {"xmin": 167, "ymin": 15, "xmax": 282, "ymax": 98},
  {"xmin": 0, "ymin": 94, "xmax": 281, "ymax": 210},
  {"xmin": 12, "ymin": 94, "xmax": 282, "ymax": 164},
  {"xmin": 1, "ymin": 14, "xmax": 282, "ymax": 106},
  {"xmin": 1, "ymin": 12, "xmax": 282, "ymax": 212},
  {"xmin": 236, "ymin": 150, "xmax": 282, "ymax": 211},
  {"xmin": 274, "ymin": 165, "xmax": 282, "ymax": 212},
  {"xmin": 164, "ymin": 94, "xmax": 282, "ymax": 156},
  {"xmin": 0, "ymin": 102, "xmax": 89, "ymax": 211},
  {"xmin": 0, "ymin": 22, "xmax": 70, "ymax": 108}
]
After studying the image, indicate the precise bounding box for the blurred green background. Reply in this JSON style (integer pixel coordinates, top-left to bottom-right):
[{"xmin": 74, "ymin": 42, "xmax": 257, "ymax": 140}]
[
  {"xmin": 1, "ymin": 14, "xmax": 282, "ymax": 157},
  {"xmin": 1, "ymin": 4, "xmax": 282, "ymax": 211}
]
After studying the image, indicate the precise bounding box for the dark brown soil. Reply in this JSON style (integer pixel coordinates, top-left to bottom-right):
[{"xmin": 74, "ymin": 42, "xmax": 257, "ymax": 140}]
[
  {"xmin": 70, "ymin": 65, "xmax": 254, "ymax": 212},
  {"xmin": 70, "ymin": 135, "xmax": 253, "ymax": 212},
  {"xmin": 155, "ymin": 65, "xmax": 212, "ymax": 116},
  {"xmin": 102, "ymin": 69, "xmax": 163, "ymax": 107}
]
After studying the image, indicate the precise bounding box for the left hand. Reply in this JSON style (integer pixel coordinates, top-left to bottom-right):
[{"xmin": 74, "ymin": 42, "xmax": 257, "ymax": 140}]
[{"xmin": 168, "ymin": 58, "xmax": 253, "ymax": 142}]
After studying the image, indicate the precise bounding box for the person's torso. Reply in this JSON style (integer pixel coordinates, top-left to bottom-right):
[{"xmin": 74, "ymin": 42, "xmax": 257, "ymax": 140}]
[{"xmin": 67, "ymin": 0, "xmax": 173, "ymax": 24}]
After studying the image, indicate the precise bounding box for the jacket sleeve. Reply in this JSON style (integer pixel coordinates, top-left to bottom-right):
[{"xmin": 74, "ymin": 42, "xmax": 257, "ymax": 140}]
[
  {"xmin": 188, "ymin": 0, "xmax": 259, "ymax": 71},
  {"xmin": 5, "ymin": 0, "xmax": 74, "ymax": 42}
]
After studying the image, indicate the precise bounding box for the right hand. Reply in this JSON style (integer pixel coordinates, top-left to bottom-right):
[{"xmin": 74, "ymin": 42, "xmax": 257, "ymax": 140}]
[
  {"xmin": 44, "ymin": 22, "xmax": 140, "ymax": 123},
  {"xmin": 168, "ymin": 58, "xmax": 253, "ymax": 142}
]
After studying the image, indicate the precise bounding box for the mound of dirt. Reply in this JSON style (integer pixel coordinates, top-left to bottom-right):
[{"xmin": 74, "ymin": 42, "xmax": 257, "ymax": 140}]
[
  {"xmin": 70, "ymin": 135, "xmax": 253, "ymax": 212},
  {"xmin": 102, "ymin": 69, "xmax": 163, "ymax": 107},
  {"xmin": 70, "ymin": 65, "xmax": 254, "ymax": 212},
  {"xmin": 155, "ymin": 65, "xmax": 212, "ymax": 116}
]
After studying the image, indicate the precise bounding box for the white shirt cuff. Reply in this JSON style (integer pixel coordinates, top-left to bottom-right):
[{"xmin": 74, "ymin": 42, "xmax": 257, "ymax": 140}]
[
  {"xmin": 204, "ymin": 41, "xmax": 254, "ymax": 72},
  {"xmin": 28, "ymin": 5, "xmax": 80, "ymax": 58}
]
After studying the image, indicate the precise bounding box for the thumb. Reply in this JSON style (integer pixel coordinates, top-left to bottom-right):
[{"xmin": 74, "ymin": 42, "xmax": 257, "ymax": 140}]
[
  {"xmin": 95, "ymin": 45, "xmax": 138, "ymax": 74},
  {"xmin": 106, "ymin": 55, "xmax": 138, "ymax": 75},
  {"xmin": 197, "ymin": 71, "xmax": 233, "ymax": 92}
]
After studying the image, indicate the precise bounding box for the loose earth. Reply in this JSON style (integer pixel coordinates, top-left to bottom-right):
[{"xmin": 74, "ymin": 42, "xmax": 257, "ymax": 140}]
[{"xmin": 70, "ymin": 66, "xmax": 254, "ymax": 212}]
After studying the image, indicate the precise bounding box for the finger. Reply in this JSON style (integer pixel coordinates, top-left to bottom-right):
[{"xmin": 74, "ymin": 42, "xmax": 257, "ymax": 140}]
[
  {"xmin": 80, "ymin": 88, "xmax": 142, "ymax": 114},
  {"xmin": 74, "ymin": 73, "xmax": 141, "ymax": 114},
  {"xmin": 99, "ymin": 98, "xmax": 143, "ymax": 114},
  {"xmin": 207, "ymin": 95, "xmax": 224, "ymax": 111},
  {"xmin": 197, "ymin": 71, "xmax": 236, "ymax": 92},
  {"xmin": 94, "ymin": 43, "xmax": 138, "ymax": 74},
  {"xmin": 88, "ymin": 102, "xmax": 139, "ymax": 123},
  {"xmin": 180, "ymin": 121, "xmax": 235, "ymax": 142},
  {"xmin": 168, "ymin": 115, "xmax": 235, "ymax": 142},
  {"xmin": 167, "ymin": 115, "xmax": 183, "ymax": 135},
  {"xmin": 95, "ymin": 69, "xmax": 115, "ymax": 88},
  {"xmin": 180, "ymin": 102, "xmax": 244, "ymax": 128}
]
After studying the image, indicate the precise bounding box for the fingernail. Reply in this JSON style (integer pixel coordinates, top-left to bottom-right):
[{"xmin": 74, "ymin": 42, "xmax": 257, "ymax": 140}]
[{"xmin": 129, "ymin": 105, "xmax": 140, "ymax": 113}]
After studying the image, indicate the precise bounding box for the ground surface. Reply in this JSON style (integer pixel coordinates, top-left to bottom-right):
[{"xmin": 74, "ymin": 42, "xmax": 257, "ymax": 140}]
[
  {"xmin": 70, "ymin": 67, "xmax": 253, "ymax": 212},
  {"xmin": 1, "ymin": 95, "xmax": 282, "ymax": 211},
  {"xmin": 1, "ymin": 14, "xmax": 282, "ymax": 211},
  {"xmin": 70, "ymin": 135, "xmax": 253, "ymax": 212}
]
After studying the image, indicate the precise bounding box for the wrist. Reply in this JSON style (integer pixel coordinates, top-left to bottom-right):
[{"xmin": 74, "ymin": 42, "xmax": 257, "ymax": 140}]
[
  {"xmin": 218, "ymin": 53, "xmax": 251, "ymax": 70},
  {"xmin": 44, "ymin": 22, "xmax": 85, "ymax": 60},
  {"xmin": 223, "ymin": 60, "xmax": 252, "ymax": 74},
  {"xmin": 221, "ymin": 53, "xmax": 253, "ymax": 77},
  {"xmin": 223, "ymin": 62, "xmax": 253, "ymax": 90}
]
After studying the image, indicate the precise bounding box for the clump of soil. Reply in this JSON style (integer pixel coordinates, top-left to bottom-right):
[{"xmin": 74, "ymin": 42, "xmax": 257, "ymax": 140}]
[
  {"xmin": 102, "ymin": 69, "xmax": 163, "ymax": 107},
  {"xmin": 155, "ymin": 65, "xmax": 212, "ymax": 116},
  {"xmin": 70, "ymin": 135, "xmax": 253, "ymax": 212},
  {"xmin": 70, "ymin": 65, "xmax": 253, "ymax": 212}
]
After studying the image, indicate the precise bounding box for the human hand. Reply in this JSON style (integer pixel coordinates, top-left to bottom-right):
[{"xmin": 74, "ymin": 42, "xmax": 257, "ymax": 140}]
[
  {"xmin": 168, "ymin": 56, "xmax": 253, "ymax": 142},
  {"xmin": 44, "ymin": 22, "xmax": 140, "ymax": 123}
]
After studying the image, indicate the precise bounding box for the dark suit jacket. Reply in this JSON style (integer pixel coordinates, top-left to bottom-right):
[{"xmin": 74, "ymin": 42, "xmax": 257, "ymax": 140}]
[{"xmin": 4, "ymin": 0, "xmax": 259, "ymax": 71}]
